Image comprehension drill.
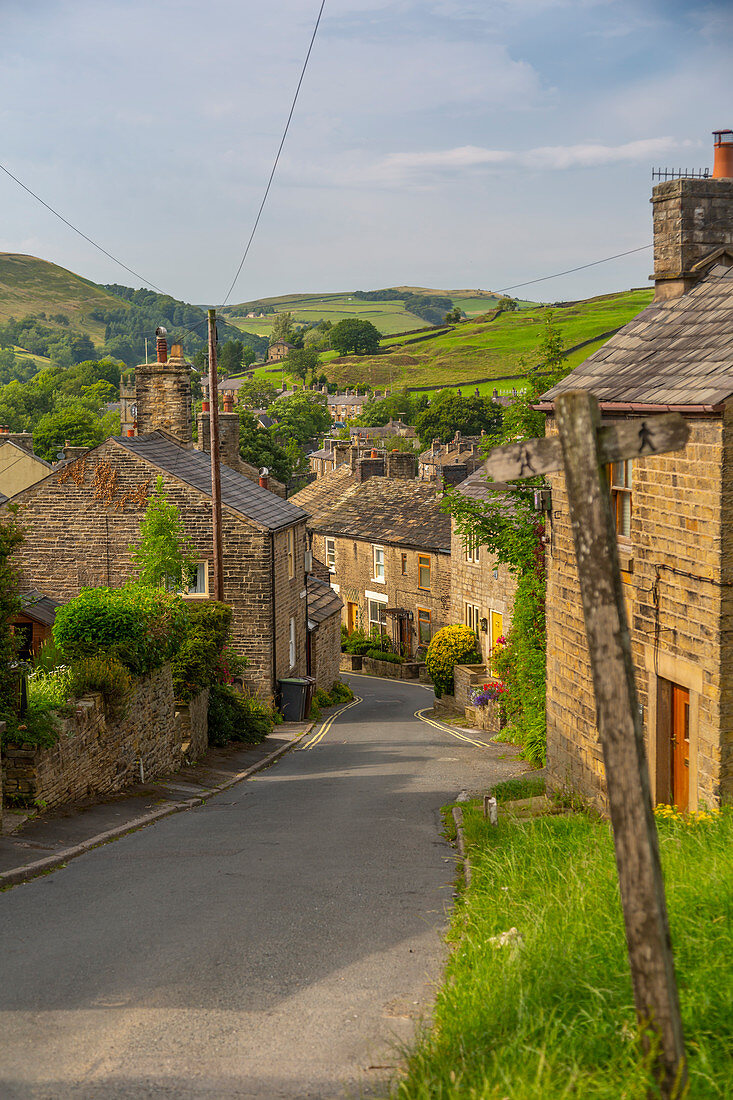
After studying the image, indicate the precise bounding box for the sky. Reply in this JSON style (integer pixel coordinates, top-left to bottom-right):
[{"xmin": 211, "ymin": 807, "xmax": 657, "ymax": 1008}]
[{"xmin": 0, "ymin": 0, "xmax": 730, "ymax": 305}]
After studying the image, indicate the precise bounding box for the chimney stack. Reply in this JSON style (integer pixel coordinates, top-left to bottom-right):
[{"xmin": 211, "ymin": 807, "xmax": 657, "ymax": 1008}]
[{"xmin": 651, "ymin": 129, "xmax": 733, "ymax": 300}]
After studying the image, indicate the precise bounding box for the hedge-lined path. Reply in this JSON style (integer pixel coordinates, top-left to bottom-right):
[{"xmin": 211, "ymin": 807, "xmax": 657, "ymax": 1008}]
[{"xmin": 0, "ymin": 675, "xmax": 526, "ymax": 1100}]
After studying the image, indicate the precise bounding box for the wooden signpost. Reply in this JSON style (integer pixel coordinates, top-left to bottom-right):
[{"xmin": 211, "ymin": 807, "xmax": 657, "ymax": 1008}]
[{"xmin": 483, "ymin": 391, "xmax": 688, "ymax": 1098}]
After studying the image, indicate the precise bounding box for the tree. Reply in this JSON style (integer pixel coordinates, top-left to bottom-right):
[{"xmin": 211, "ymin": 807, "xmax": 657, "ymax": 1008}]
[
  {"xmin": 497, "ymin": 296, "xmax": 518, "ymax": 312},
  {"xmin": 414, "ymin": 392, "xmax": 502, "ymax": 447},
  {"xmin": 267, "ymin": 390, "xmax": 331, "ymax": 446},
  {"xmin": 330, "ymin": 318, "xmax": 381, "ymax": 356},
  {"xmin": 242, "ymin": 345, "xmax": 256, "ymax": 368},
  {"xmin": 0, "ymin": 512, "xmax": 23, "ymax": 721},
  {"xmin": 33, "ymin": 403, "xmax": 111, "ymax": 461},
  {"xmin": 286, "ymin": 346, "xmax": 320, "ymax": 384},
  {"xmin": 218, "ymin": 339, "xmax": 244, "ymax": 376},
  {"xmin": 130, "ymin": 476, "xmax": 197, "ymax": 590},
  {"xmin": 234, "ymin": 378, "xmax": 278, "ymax": 409},
  {"xmin": 270, "ymin": 312, "xmax": 295, "ymax": 345},
  {"xmin": 237, "ymin": 409, "xmax": 292, "ymax": 483}
]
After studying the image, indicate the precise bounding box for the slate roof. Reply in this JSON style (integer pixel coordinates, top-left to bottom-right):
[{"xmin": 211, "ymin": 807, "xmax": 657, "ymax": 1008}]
[
  {"xmin": 541, "ymin": 262, "xmax": 733, "ymax": 408},
  {"xmin": 115, "ymin": 431, "xmax": 307, "ymax": 531},
  {"xmin": 291, "ymin": 466, "xmax": 451, "ymax": 552},
  {"xmin": 0, "ymin": 492, "xmax": 7, "ymax": 506},
  {"xmin": 306, "ymin": 575, "xmax": 343, "ymax": 627},
  {"xmin": 19, "ymin": 589, "xmax": 62, "ymax": 626}
]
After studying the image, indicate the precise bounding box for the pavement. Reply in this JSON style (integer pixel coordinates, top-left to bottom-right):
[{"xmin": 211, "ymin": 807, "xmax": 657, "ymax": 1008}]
[
  {"xmin": 0, "ymin": 673, "xmax": 530, "ymax": 1100},
  {"xmin": 0, "ymin": 720, "xmax": 313, "ymax": 887}
]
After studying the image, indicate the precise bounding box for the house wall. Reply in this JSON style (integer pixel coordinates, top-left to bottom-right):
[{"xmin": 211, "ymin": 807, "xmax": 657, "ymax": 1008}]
[
  {"xmin": 545, "ymin": 413, "xmax": 728, "ymax": 812},
  {"xmin": 2, "ymin": 664, "xmax": 179, "ymax": 809},
  {"xmin": 310, "ymin": 614, "xmax": 341, "ymax": 692},
  {"xmin": 314, "ymin": 532, "xmax": 450, "ymax": 650},
  {"xmin": 0, "ymin": 442, "xmax": 50, "ymax": 498},
  {"xmin": 3, "ymin": 439, "xmax": 307, "ymax": 697},
  {"xmin": 450, "ymin": 518, "xmax": 517, "ymax": 661}
]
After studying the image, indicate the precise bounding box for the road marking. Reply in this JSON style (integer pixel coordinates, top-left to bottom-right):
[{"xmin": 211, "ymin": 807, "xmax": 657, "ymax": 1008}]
[
  {"xmin": 302, "ymin": 696, "xmax": 363, "ymax": 750},
  {"xmin": 414, "ymin": 708, "xmax": 492, "ymax": 750}
]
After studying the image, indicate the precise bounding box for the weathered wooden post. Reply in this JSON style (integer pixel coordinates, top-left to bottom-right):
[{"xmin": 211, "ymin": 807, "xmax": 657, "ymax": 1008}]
[{"xmin": 483, "ymin": 391, "xmax": 688, "ymax": 1098}]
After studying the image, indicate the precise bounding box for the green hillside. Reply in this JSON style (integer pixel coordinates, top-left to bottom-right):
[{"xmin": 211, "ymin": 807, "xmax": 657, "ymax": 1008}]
[
  {"xmin": 223, "ymin": 286, "xmax": 506, "ymax": 338},
  {"xmin": 0, "ymin": 253, "xmax": 128, "ymax": 344},
  {"xmin": 319, "ymin": 289, "xmax": 653, "ymax": 390}
]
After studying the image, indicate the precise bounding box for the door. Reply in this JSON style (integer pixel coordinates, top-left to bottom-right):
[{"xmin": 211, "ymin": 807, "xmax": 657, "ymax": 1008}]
[
  {"xmin": 347, "ymin": 602, "xmax": 360, "ymax": 634},
  {"xmin": 489, "ymin": 611, "xmax": 503, "ymax": 673},
  {"xmin": 672, "ymin": 684, "xmax": 690, "ymax": 811},
  {"xmin": 398, "ymin": 617, "xmax": 411, "ymax": 659}
]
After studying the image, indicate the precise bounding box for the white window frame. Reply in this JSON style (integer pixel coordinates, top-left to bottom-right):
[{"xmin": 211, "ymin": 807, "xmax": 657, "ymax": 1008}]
[
  {"xmin": 372, "ymin": 544, "xmax": 385, "ymax": 583},
  {"xmin": 325, "ymin": 537, "xmax": 336, "ymax": 573},
  {"xmin": 464, "ymin": 532, "xmax": 480, "ymax": 564},
  {"xmin": 368, "ymin": 599, "xmax": 387, "ymax": 635},
  {"xmin": 289, "ymin": 617, "xmax": 296, "ymax": 669},
  {"xmin": 176, "ymin": 562, "xmax": 208, "ymax": 599},
  {"xmin": 287, "ymin": 528, "xmax": 295, "ymax": 579}
]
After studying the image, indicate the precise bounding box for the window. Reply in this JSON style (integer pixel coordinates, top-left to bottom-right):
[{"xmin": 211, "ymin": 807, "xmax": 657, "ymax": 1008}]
[
  {"xmin": 176, "ymin": 562, "xmax": 208, "ymax": 597},
  {"xmin": 287, "ymin": 528, "xmax": 295, "ymax": 579},
  {"xmin": 464, "ymin": 601, "xmax": 480, "ymax": 633},
  {"xmin": 464, "ymin": 532, "xmax": 480, "ymax": 564},
  {"xmin": 418, "ymin": 554, "xmax": 431, "ymax": 590},
  {"xmin": 417, "ymin": 607, "xmax": 432, "ymax": 645},
  {"xmin": 401, "ymin": 552, "xmax": 408, "ymax": 576},
  {"xmin": 609, "ymin": 460, "xmax": 632, "ymax": 539},
  {"xmin": 289, "ymin": 617, "xmax": 296, "ymax": 668},
  {"xmin": 373, "ymin": 545, "xmax": 385, "ymax": 582},
  {"xmin": 325, "ymin": 537, "xmax": 336, "ymax": 572},
  {"xmin": 369, "ymin": 599, "xmax": 387, "ymax": 635}
]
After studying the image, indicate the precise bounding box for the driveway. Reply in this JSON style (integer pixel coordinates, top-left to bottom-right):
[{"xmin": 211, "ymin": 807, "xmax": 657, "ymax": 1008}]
[{"xmin": 0, "ymin": 674, "xmax": 524, "ymax": 1099}]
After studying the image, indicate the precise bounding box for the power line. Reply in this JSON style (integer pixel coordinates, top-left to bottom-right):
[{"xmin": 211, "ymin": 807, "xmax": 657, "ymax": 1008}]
[
  {"xmin": 218, "ymin": 0, "xmax": 327, "ymax": 309},
  {"xmin": 497, "ymin": 244, "xmax": 653, "ymax": 294},
  {"xmin": 0, "ymin": 161, "xmax": 168, "ymax": 295}
]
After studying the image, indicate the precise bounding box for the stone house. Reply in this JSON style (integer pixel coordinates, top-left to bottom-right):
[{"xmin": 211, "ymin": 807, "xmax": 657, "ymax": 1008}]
[
  {"xmin": 419, "ymin": 432, "xmax": 485, "ymax": 486},
  {"xmin": 267, "ymin": 340, "xmax": 292, "ymax": 363},
  {"xmin": 0, "ymin": 433, "xmax": 52, "ymax": 499},
  {"xmin": 538, "ymin": 134, "xmax": 733, "ymax": 812},
  {"xmin": 449, "ymin": 468, "xmax": 518, "ymax": 663},
  {"xmin": 292, "ymin": 461, "xmax": 451, "ymax": 656},
  {"xmin": 3, "ymin": 333, "xmax": 315, "ymax": 698},
  {"xmin": 306, "ymin": 575, "xmax": 343, "ymax": 691},
  {"xmin": 326, "ymin": 391, "xmax": 368, "ymax": 422}
]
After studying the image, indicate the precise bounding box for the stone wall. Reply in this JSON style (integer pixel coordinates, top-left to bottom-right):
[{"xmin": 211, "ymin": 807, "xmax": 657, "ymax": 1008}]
[
  {"xmin": 464, "ymin": 702, "xmax": 503, "ymax": 734},
  {"xmin": 175, "ymin": 687, "xmax": 209, "ymax": 760},
  {"xmin": 545, "ymin": 413, "xmax": 729, "ymax": 812},
  {"xmin": 135, "ymin": 355, "xmax": 193, "ymax": 444},
  {"xmin": 453, "ymin": 663, "xmax": 488, "ymax": 710},
  {"xmin": 2, "ymin": 664, "xmax": 179, "ymax": 809},
  {"xmin": 361, "ymin": 656, "xmax": 422, "ymax": 680},
  {"xmin": 310, "ymin": 614, "xmax": 341, "ymax": 692},
  {"xmin": 2, "ymin": 438, "xmax": 308, "ymax": 697},
  {"xmin": 651, "ymin": 177, "xmax": 733, "ymax": 298},
  {"xmin": 313, "ymin": 532, "xmax": 451, "ymax": 651}
]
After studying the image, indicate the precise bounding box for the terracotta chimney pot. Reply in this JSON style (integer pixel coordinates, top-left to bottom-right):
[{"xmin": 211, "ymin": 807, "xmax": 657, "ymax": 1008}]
[
  {"xmin": 202, "ymin": 399, "xmax": 210, "ymax": 412},
  {"xmin": 713, "ymin": 129, "xmax": 733, "ymax": 179},
  {"xmin": 259, "ymin": 466, "xmax": 269, "ymax": 490},
  {"xmin": 223, "ymin": 393, "xmax": 234, "ymax": 413},
  {"xmin": 127, "ymin": 428, "xmax": 135, "ymax": 437}
]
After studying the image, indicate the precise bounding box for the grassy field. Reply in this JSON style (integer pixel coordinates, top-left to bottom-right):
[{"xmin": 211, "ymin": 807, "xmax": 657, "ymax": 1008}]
[
  {"xmin": 0, "ymin": 253, "xmax": 126, "ymax": 343},
  {"xmin": 321, "ymin": 289, "xmax": 653, "ymax": 390},
  {"xmin": 393, "ymin": 800, "xmax": 733, "ymax": 1099},
  {"xmin": 223, "ymin": 286, "xmax": 508, "ymax": 338}
]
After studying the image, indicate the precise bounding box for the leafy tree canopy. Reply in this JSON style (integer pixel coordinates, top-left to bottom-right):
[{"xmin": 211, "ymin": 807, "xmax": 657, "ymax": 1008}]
[
  {"xmin": 267, "ymin": 390, "xmax": 331, "ymax": 446},
  {"xmin": 286, "ymin": 345, "xmax": 320, "ymax": 383},
  {"xmin": 237, "ymin": 409, "xmax": 292, "ymax": 484},
  {"xmin": 414, "ymin": 391, "xmax": 502, "ymax": 447},
  {"xmin": 130, "ymin": 476, "xmax": 198, "ymax": 590},
  {"xmin": 270, "ymin": 312, "xmax": 296, "ymax": 346},
  {"xmin": 330, "ymin": 318, "xmax": 382, "ymax": 356}
]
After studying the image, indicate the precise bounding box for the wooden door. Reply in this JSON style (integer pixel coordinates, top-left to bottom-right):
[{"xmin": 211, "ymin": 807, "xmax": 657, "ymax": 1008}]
[
  {"xmin": 671, "ymin": 684, "xmax": 690, "ymax": 811},
  {"xmin": 398, "ymin": 617, "xmax": 411, "ymax": 659},
  {"xmin": 347, "ymin": 602, "xmax": 359, "ymax": 634}
]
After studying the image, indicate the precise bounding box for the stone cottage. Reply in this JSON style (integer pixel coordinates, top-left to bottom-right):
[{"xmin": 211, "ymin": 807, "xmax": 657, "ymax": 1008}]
[
  {"xmin": 539, "ymin": 131, "xmax": 733, "ymax": 812},
  {"xmin": 292, "ymin": 458, "xmax": 451, "ymax": 656},
  {"xmin": 449, "ymin": 468, "xmax": 518, "ymax": 662}
]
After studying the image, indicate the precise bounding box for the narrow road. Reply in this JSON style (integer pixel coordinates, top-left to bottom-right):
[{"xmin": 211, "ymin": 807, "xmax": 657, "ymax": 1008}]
[{"xmin": 0, "ymin": 675, "xmax": 522, "ymax": 1100}]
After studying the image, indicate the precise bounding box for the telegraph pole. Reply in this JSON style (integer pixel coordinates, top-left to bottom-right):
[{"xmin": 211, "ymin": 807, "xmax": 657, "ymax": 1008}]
[{"xmin": 208, "ymin": 308, "xmax": 225, "ymax": 601}]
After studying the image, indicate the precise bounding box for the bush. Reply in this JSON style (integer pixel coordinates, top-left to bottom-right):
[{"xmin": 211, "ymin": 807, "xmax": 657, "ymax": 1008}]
[
  {"xmin": 365, "ymin": 648, "xmax": 403, "ymax": 663},
  {"xmin": 171, "ymin": 601, "xmax": 232, "ymax": 702},
  {"xmin": 53, "ymin": 586, "xmax": 187, "ymax": 675},
  {"xmin": 66, "ymin": 656, "xmax": 131, "ymax": 715},
  {"xmin": 425, "ymin": 625, "xmax": 481, "ymax": 697},
  {"xmin": 329, "ymin": 680, "xmax": 354, "ymax": 703},
  {"xmin": 208, "ymin": 685, "xmax": 275, "ymax": 746},
  {"xmin": 313, "ymin": 687, "xmax": 333, "ymax": 708}
]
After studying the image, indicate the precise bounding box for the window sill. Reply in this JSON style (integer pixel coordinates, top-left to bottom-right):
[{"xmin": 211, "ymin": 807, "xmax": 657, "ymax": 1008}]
[{"xmin": 371, "ymin": 577, "xmax": 386, "ymax": 585}]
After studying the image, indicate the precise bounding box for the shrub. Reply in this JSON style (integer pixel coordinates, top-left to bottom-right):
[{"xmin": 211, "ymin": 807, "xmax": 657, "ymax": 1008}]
[
  {"xmin": 171, "ymin": 601, "xmax": 232, "ymax": 702},
  {"xmin": 66, "ymin": 656, "xmax": 131, "ymax": 715},
  {"xmin": 365, "ymin": 648, "xmax": 403, "ymax": 664},
  {"xmin": 208, "ymin": 685, "xmax": 274, "ymax": 746},
  {"xmin": 329, "ymin": 680, "xmax": 354, "ymax": 703},
  {"xmin": 313, "ymin": 687, "xmax": 333, "ymax": 708},
  {"xmin": 216, "ymin": 645, "xmax": 248, "ymax": 685},
  {"xmin": 53, "ymin": 586, "xmax": 187, "ymax": 675},
  {"xmin": 0, "ymin": 513, "xmax": 23, "ymax": 720},
  {"xmin": 425, "ymin": 625, "xmax": 481, "ymax": 697}
]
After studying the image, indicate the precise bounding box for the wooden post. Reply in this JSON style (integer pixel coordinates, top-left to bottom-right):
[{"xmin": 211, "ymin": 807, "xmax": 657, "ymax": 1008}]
[
  {"xmin": 208, "ymin": 309, "xmax": 225, "ymax": 602},
  {"xmin": 481, "ymin": 394, "xmax": 690, "ymax": 1097},
  {"xmin": 554, "ymin": 390, "xmax": 686, "ymax": 1097}
]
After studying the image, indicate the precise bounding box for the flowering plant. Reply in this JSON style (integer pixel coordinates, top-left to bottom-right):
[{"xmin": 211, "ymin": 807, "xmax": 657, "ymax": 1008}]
[{"xmin": 471, "ymin": 680, "xmax": 507, "ymax": 707}]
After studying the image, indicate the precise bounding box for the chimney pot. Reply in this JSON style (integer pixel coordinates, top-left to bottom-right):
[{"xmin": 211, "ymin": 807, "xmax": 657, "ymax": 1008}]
[
  {"xmin": 170, "ymin": 342, "xmax": 183, "ymax": 358},
  {"xmin": 155, "ymin": 326, "xmax": 168, "ymax": 364},
  {"xmin": 127, "ymin": 428, "xmax": 135, "ymax": 437},
  {"xmin": 258, "ymin": 466, "xmax": 269, "ymax": 490},
  {"xmin": 223, "ymin": 392, "xmax": 234, "ymax": 413},
  {"xmin": 202, "ymin": 399, "xmax": 210, "ymax": 412},
  {"xmin": 713, "ymin": 129, "xmax": 733, "ymax": 179}
]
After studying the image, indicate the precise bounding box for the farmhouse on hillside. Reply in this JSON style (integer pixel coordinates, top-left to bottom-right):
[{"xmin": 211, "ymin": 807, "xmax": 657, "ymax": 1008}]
[{"xmin": 539, "ymin": 133, "xmax": 733, "ymax": 812}]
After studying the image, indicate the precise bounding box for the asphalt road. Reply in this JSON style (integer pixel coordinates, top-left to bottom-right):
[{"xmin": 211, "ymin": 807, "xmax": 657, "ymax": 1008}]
[{"xmin": 0, "ymin": 674, "xmax": 523, "ymax": 1100}]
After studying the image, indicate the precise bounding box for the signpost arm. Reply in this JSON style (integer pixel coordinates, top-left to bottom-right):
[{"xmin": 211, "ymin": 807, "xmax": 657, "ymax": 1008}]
[{"xmin": 554, "ymin": 390, "xmax": 686, "ymax": 1097}]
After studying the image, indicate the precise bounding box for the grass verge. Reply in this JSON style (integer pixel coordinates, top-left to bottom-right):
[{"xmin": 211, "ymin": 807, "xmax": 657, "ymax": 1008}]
[{"xmin": 392, "ymin": 804, "xmax": 733, "ymax": 1099}]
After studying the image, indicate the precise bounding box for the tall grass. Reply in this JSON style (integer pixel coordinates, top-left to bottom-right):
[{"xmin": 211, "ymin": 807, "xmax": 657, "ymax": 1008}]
[{"xmin": 393, "ymin": 807, "xmax": 733, "ymax": 1099}]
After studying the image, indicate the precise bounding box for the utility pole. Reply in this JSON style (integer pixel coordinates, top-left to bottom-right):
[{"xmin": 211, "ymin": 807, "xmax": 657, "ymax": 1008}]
[{"xmin": 208, "ymin": 308, "xmax": 225, "ymax": 602}]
